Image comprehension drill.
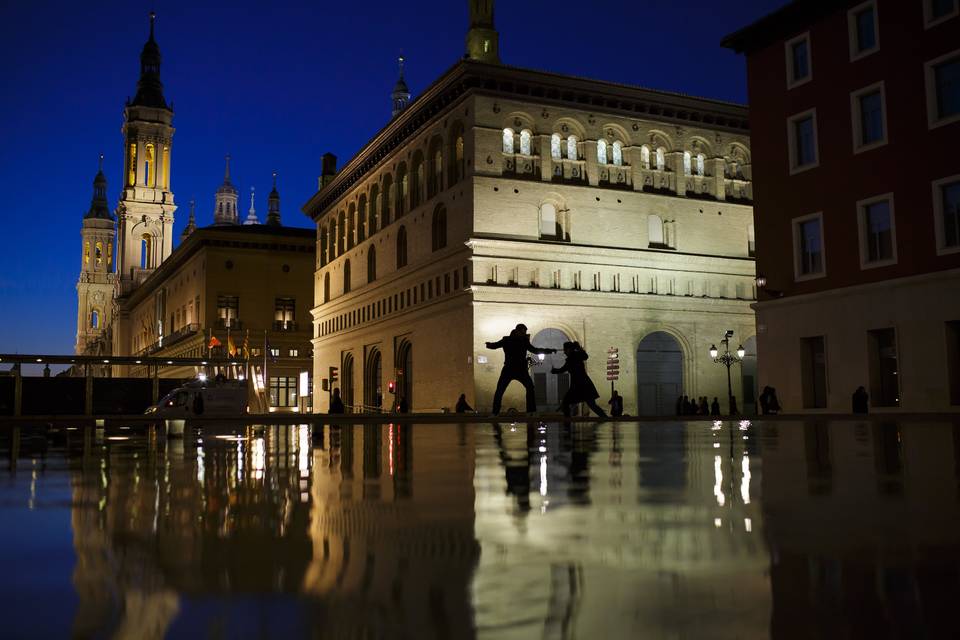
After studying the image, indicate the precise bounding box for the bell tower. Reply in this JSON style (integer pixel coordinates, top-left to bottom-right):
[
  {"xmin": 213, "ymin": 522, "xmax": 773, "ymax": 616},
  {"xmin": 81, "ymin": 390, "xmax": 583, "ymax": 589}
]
[
  {"xmin": 116, "ymin": 12, "xmax": 176, "ymax": 292},
  {"xmin": 76, "ymin": 156, "xmax": 117, "ymax": 355},
  {"xmin": 466, "ymin": 0, "xmax": 499, "ymax": 63}
]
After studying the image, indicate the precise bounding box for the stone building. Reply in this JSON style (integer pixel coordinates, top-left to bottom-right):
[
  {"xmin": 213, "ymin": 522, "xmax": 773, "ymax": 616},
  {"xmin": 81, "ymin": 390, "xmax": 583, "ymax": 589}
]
[
  {"xmin": 723, "ymin": 0, "xmax": 960, "ymax": 413},
  {"xmin": 73, "ymin": 14, "xmax": 315, "ymax": 410},
  {"xmin": 305, "ymin": 1, "xmax": 757, "ymax": 415}
]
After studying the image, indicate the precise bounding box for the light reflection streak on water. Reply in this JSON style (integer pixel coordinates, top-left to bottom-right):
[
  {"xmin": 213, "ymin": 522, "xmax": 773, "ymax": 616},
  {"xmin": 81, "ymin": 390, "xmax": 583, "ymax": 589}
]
[
  {"xmin": 539, "ymin": 454, "xmax": 547, "ymax": 497},
  {"xmin": 236, "ymin": 440, "xmax": 244, "ymax": 484},
  {"xmin": 388, "ymin": 424, "xmax": 395, "ymax": 477},
  {"xmin": 196, "ymin": 445, "xmax": 205, "ymax": 484},
  {"xmin": 714, "ymin": 454, "xmax": 725, "ymax": 507},
  {"xmin": 252, "ymin": 436, "xmax": 265, "ymax": 481},
  {"xmin": 741, "ymin": 454, "xmax": 751, "ymax": 505},
  {"xmin": 298, "ymin": 425, "xmax": 310, "ymax": 477}
]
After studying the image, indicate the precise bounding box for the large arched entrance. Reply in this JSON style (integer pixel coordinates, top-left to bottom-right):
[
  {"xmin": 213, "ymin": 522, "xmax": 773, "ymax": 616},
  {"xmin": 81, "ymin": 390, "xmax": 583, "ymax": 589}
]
[
  {"xmin": 741, "ymin": 336, "xmax": 758, "ymax": 416},
  {"xmin": 341, "ymin": 352, "xmax": 355, "ymax": 412},
  {"xmin": 364, "ymin": 348, "xmax": 382, "ymax": 411},
  {"xmin": 396, "ymin": 340, "xmax": 413, "ymax": 410},
  {"xmin": 530, "ymin": 328, "xmax": 571, "ymax": 412},
  {"xmin": 636, "ymin": 332, "xmax": 684, "ymax": 416}
]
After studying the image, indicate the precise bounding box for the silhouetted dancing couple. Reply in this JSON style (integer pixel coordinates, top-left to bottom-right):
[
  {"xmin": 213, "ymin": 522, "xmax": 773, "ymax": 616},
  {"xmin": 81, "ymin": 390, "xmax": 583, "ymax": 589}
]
[{"xmin": 486, "ymin": 324, "xmax": 606, "ymax": 418}]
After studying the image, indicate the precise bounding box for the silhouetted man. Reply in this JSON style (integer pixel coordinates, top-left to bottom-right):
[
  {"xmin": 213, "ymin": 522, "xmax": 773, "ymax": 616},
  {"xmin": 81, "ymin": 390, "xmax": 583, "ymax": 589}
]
[
  {"xmin": 486, "ymin": 323, "xmax": 556, "ymax": 415},
  {"xmin": 329, "ymin": 388, "xmax": 345, "ymax": 414}
]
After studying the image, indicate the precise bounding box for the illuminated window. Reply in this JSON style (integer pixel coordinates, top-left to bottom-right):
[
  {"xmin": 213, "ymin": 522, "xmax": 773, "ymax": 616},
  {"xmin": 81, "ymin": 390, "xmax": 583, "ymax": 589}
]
[
  {"xmin": 566, "ymin": 135, "xmax": 578, "ymax": 161},
  {"xmin": 612, "ymin": 141, "xmax": 623, "ymax": 166},
  {"xmin": 274, "ymin": 297, "xmax": 296, "ymax": 328},
  {"xmin": 648, "ymin": 215, "xmax": 666, "ymax": 247},
  {"xmin": 597, "ymin": 139, "xmax": 608, "ymax": 165},
  {"xmin": 161, "ymin": 146, "xmax": 169, "ymax": 189},
  {"xmin": 107, "ymin": 242, "xmax": 112, "ymax": 267},
  {"xmin": 144, "ymin": 143, "xmax": 155, "ymax": 187},
  {"xmin": 217, "ymin": 295, "xmax": 239, "ymax": 327},
  {"xmin": 95, "ymin": 242, "xmax": 103, "ymax": 266},
  {"xmin": 520, "ymin": 129, "xmax": 532, "ymax": 155},
  {"xmin": 140, "ymin": 234, "xmax": 152, "ymax": 268},
  {"xmin": 127, "ymin": 143, "xmax": 137, "ymax": 186},
  {"xmin": 550, "ymin": 134, "xmax": 561, "ymax": 160},
  {"xmin": 289, "ymin": 348, "xmax": 299, "ymax": 357},
  {"xmin": 656, "ymin": 147, "xmax": 666, "ymax": 171},
  {"xmin": 502, "ymin": 128, "xmax": 515, "ymax": 154},
  {"xmin": 696, "ymin": 154, "xmax": 705, "ymax": 176},
  {"xmin": 640, "ymin": 145, "xmax": 650, "ymax": 169},
  {"xmin": 269, "ymin": 376, "xmax": 297, "ymax": 407},
  {"xmin": 84, "ymin": 241, "xmax": 90, "ymax": 265},
  {"xmin": 90, "ymin": 309, "xmax": 99, "ymax": 329},
  {"xmin": 683, "ymin": 151, "xmax": 692, "ymax": 176}
]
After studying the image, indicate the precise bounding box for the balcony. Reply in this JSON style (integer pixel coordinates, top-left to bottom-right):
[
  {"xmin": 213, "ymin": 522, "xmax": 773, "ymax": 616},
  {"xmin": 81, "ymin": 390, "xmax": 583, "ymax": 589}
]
[
  {"xmin": 272, "ymin": 320, "xmax": 299, "ymax": 332},
  {"xmin": 137, "ymin": 322, "xmax": 200, "ymax": 356},
  {"xmin": 502, "ymin": 153, "xmax": 541, "ymax": 180},
  {"xmin": 215, "ymin": 318, "xmax": 243, "ymax": 331}
]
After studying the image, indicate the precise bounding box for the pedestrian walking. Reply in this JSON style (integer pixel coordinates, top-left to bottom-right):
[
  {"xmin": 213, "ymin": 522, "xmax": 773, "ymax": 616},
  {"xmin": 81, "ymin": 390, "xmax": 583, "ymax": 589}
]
[
  {"xmin": 852, "ymin": 386, "xmax": 869, "ymax": 414},
  {"xmin": 710, "ymin": 397, "xmax": 721, "ymax": 416}
]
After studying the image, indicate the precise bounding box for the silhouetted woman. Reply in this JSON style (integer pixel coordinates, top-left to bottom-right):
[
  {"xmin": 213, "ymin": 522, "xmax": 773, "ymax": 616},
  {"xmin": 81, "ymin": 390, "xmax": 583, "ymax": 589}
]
[{"xmin": 552, "ymin": 342, "xmax": 608, "ymax": 418}]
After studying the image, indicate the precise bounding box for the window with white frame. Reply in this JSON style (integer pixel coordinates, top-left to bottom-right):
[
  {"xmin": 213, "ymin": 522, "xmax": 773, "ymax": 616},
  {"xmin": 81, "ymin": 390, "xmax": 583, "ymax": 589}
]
[
  {"xmin": 566, "ymin": 136, "xmax": 578, "ymax": 161},
  {"xmin": 640, "ymin": 145, "xmax": 650, "ymax": 169},
  {"xmin": 648, "ymin": 214, "xmax": 666, "ymax": 247},
  {"xmin": 612, "ymin": 141, "xmax": 623, "ymax": 166},
  {"xmin": 656, "ymin": 147, "xmax": 666, "ymax": 171},
  {"xmin": 597, "ymin": 139, "xmax": 608, "ymax": 165},
  {"xmin": 550, "ymin": 134, "xmax": 561, "ymax": 160},
  {"xmin": 502, "ymin": 128, "xmax": 514, "ymax": 154},
  {"xmin": 857, "ymin": 194, "xmax": 897, "ymax": 267},
  {"xmin": 851, "ymin": 81, "xmax": 887, "ymax": 151},
  {"xmin": 933, "ymin": 175, "xmax": 960, "ymax": 253},
  {"xmin": 682, "ymin": 151, "xmax": 692, "ymax": 176},
  {"xmin": 785, "ymin": 32, "xmax": 812, "ymax": 88},
  {"xmin": 793, "ymin": 213, "xmax": 825, "ymax": 279},
  {"xmin": 519, "ymin": 129, "xmax": 532, "ymax": 155},
  {"xmin": 925, "ymin": 50, "xmax": 960, "ymax": 128},
  {"xmin": 787, "ymin": 109, "xmax": 819, "ymax": 174},
  {"xmin": 848, "ymin": 1, "xmax": 879, "ymax": 60},
  {"xmin": 925, "ymin": 0, "xmax": 958, "ymax": 27}
]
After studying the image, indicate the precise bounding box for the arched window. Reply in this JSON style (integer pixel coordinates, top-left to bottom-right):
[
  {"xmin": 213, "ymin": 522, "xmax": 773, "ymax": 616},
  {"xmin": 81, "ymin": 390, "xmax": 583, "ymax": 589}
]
[
  {"xmin": 396, "ymin": 225, "xmax": 408, "ymax": 268},
  {"xmin": 411, "ymin": 153, "xmax": 424, "ymax": 209},
  {"xmin": 656, "ymin": 147, "xmax": 666, "ymax": 171},
  {"xmin": 323, "ymin": 272, "xmax": 330, "ymax": 303},
  {"xmin": 540, "ymin": 203, "xmax": 558, "ymax": 239},
  {"xmin": 95, "ymin": 241, "xmax": 103, "ymax": 266},
  {"xmin": 358, "ymin": 197, "xmax": 367, "ymax": 242},
  {"xmin": 343, "ymin": 259, "xmax": 351, "ymax": 294},
  {"xmin": 502, "ymin": 128, "xmax": 515, "ymax": 154},
  {"xmin": 337, "ymin": 211, "xmax": 346, "ymax": 254},
  {"xmin": 597, "ymin": 139, "xmax": 608, "ymax": 165},
  {"xmin": 347, "ymin": 204, "xmax": 356, "ymax": 249},
  {"xmin": 612, "ymin": 141, "xmax": 623, "ymax": 166},
  {"xmin": 127, "ymin": 143, "xmax": 137, "ymax": 186},
  {"xmin": 696, "ymin": 153, "xmax": 706, "ymax": 177},
  {"xmin": 519, "ymin": 129, "xmax": 532, "ymax": 155},
  {"xmin": 648, "ymin": 215, "xmax": 665, "ymax": 247},
  {"xmin": 369, "ymin": 185, "xmax": 380, "ymax": 233},
  {"xmin": 567, "ymin": 135, "xmax": 578, "ymax": 161},
  {"xmin": 84, "ymin": 241, "xmax": 90, "ymax": 265},
  {"xmin": 327, "ymin": 220, "xmax": 336, "ymax": 259},
  {"xmin": 367, "ymin": 246, "xmax": 377, "ymax": 283},
  {"xmin": 683, "ymin": 151, "xmax": 692, "ymax": 176},
  {"xmin": 640, "ymin": 145, "xmax": 651, "ymax": 170},
  {"xmin": 107, "ymin": 242, "xmax": 112, "ymax": 267},
  {"xmin": 381, "ymin": 174, "xmax": 392, "ymax": 226},
  {"xmin": 396, "ymin": 164, "xmax": 408, "ymax": 216},
  {"xmin": 550, "ymin": 134, "xmax": 562, "ymax": 160},
  {"xmin": 140, "ymin": 234, "xmax": 152, "ymax": 268},
  {"xmin": 319, "ymin": 227, "xmax": 328, "ymax": 265},
  {"xmin": 430, "ymin": 143, "xmax": 443, "ymax": 197},
  {"xmin": 91, "ymin": 309, "xmax": 99, "ymax": 329},
  {"xmin": 144, "ymin": 143, "xmax": 155, "ymax": 187},
  {"xmin": 449, "ymin": 123, "xmax": 465, "ymax": 186},
  {"xmin": 432, "ymin": 205, "xmax": 447, "ymax": 251}
]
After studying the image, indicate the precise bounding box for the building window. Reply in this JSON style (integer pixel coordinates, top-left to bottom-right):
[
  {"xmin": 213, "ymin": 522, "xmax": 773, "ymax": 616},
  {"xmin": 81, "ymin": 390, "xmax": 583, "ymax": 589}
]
[
  {"xmin": 851, "ymin": 82, "xmax": 887, "ymax": 151},
  {"xmin": 656, "ymin": 147, "xmax": 666, "ymax": 172},
  {"xmin": 800, "ymin": 336, "xmax": 828, "ymax": 409},
  {"xmin": 747, "ymin": 224, "xmax": 756, "ymax": 257},
  {"xmin": 274, "ymin": 297, "xmax": 296, "ymax": 330},
  {"xmin": 432, "ymin": 205, "xmax": 447, "ymax": 251},
  {"xmin": 682, "ymin": 151, "xmax": 692, "ymax": 176},
  {"xmin": 787, "ymin": 109, "xmax": 819, "ymax": 174},
  {"xmin": 540, "ymin": 203, "xmax": 563, "ymax": 240},
  {"xmin": 323, "ymin": 272, "xmax": 330, "ymax": 303},
  {"xmin": 848, "ymin": 1, "xmax": 879, "ymax": 61},
  {"xmin": 868, "ymin": 328, "xmax": 899, "ymax": 407},
  {"xmin": 596, "ymin": 139, "xmax": 608, "ymax": 165},
  {"xmin": 926, "ymin": 50, "xmax": 960, "ymax": 128},
  {"xmin": 933, "ymin": 175, "xmax": 960, "ymax": 254},
  {"xmin": 90, "ymin": 309, "xmax": 100, "ymax": 329},
  {"xmin": 396, "ymin": 225, "xmax": 408, "ymax": 268},
  {"xmin": 343, "ymin": 259, "xmax": 351, "ymax": 294},
  {"xmin": 785, "ymin": 32, "xmax": 812, "ymax": 88},
  {"xmin": 217, "ymin": 295, "xmax": 239, "ymax": 327},
  {"xmin": 793, "ymin": 213, "xmax": 825, "ymax": 280},
  {"xmin": 925, "ymin": 0, "xmax": 959, "ymax": 27},
  {"xmin": 502, "ymin": 128, "xmax": 514, "ymax": 154},
  {"xmin": 550, "ymin": 134, "xmax": 562, "ymax": 160},
  {"xmin": 857, "ymin": 194, "xmax": 896, "ymax": 268},
  {"xmin": 566, "ymin": 135, "xmax": 578, "ymax": 161},
  {"xmin": 269, "ymin": 376, "xmax": 297, "ymax": 407},
  {"xmin": 611, "ymin": 141, "xmax": 623, "ymax": 167},
  {"xmin": 270, "ymin": 347, "xmax": 280, "ymax": 358},
  {"xmin": 640, "ymin": 145, "xmax": 650, "ymax": 169},
  {"xmin": 696, "ymin": 153, "xmax": 705, "ymax": 177},
  {"xmin": 367, "ymin": 245, "xmax": 377, "ymax": 283},
  {"xmin": 519, "ymin": 129, "xmax": 532, "ymax": 155},
  {"xmin": 289, "ymin": 348, "xmax": 299, "ymax": 357}
]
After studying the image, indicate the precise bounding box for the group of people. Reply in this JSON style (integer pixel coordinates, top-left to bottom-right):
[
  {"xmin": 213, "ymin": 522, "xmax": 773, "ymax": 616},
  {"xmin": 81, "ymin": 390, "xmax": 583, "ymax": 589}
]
[{"xmin": 677, "ymin": 395, "xmax": 721, "ymax": 417}]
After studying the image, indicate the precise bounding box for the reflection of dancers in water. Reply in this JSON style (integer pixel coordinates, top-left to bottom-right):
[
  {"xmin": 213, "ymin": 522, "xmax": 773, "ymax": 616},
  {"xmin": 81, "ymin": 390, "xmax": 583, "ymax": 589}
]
[{"xmin": 552, "ymin": 342, "xmax": 608, "ymax": 418}]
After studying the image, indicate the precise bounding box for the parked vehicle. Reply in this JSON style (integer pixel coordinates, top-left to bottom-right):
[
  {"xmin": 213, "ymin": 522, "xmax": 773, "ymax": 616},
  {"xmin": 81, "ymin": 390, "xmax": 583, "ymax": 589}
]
[{"xmin": 145, "ymin": 378, "xmax": 248, "ymax": 417}]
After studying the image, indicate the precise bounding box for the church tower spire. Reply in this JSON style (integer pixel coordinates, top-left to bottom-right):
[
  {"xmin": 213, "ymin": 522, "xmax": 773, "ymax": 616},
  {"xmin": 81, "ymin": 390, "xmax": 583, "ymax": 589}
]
[
  {"xmin": 266, "ymin": 171, "xmax": 282, "ymax": 227},
  {"xmin": 181, "ymin": 199, "xmax": 197, "ymax": 241},
  {"xmin": 465, "ymin": 0, "xmax": 499, "ymax": 63},
  {"xmin": 76, "ymin": 155, "xmax": 117, "ymax": 355},
  {"xmin": 213, "ymin": 155, "xmax": 240, "ymax": 225},
  {"xmin": 391, "ymin": 56, "xmax": 411, "ymax": 117},
  {"xmin": 117, "ymin": 11, "xmax": 176, "ymax": 292},
  {"xmin": 244, "ymin": 186, "xmax": 260, "ymax": 225}
]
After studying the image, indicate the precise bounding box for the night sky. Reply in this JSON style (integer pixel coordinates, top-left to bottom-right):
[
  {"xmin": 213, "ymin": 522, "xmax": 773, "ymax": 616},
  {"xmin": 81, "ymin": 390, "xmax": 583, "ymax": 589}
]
[{"xmin": 0, "ymin": 0, "xmax": 784, "ymax": 356}]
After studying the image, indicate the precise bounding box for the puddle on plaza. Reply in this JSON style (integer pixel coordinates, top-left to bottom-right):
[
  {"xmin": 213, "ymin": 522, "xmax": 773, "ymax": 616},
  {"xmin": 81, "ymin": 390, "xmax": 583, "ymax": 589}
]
[{"xmin": 1, "ymin": 420, "xmax": 958, "ymax": 638}]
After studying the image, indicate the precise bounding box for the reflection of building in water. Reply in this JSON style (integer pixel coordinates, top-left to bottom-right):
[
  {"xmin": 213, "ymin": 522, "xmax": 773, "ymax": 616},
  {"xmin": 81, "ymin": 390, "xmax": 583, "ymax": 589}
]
[
  {"xmin": 472, "ymin": 422, "xmax": 769, "ymax": 639},
  {"xmin": 760, "ymin": 421, "xmax": 960, "ymax": 638},
  {"xmin": 303, "ymin": 424, "xmax": 480, "ymax": 637},
  {"xmin": 70, "ymin": 426, "xmax": 312, "ymax": 638}
]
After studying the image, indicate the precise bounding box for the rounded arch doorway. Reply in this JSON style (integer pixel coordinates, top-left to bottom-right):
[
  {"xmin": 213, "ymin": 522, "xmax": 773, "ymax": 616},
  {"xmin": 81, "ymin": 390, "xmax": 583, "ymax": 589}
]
[
  {"xmin": 529, "ymin": 328, "xmax": 572, "ymax": 412},
  {"xmin": 636, "ymin": 331, "xmax": 684, "ymax": 416},
  {"xmin": 364, "ymin": 348, "xmax": 382, "ymax": 411},
  {"xmin": 396, "ymin": 340, "xmax": 413, "ymax": 411},
  {"xmin": 341, "ymin": 353, "xmax": 355, "ymax": 413}
]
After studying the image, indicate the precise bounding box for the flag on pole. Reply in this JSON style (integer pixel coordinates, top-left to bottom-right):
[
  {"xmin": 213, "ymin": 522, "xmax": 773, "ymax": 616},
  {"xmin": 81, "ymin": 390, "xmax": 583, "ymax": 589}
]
[
  {"xmin": 227, "ymin": 334, "xmax": 237, "ymax": 357},
  {"xmin": 208, "ymin": 335, "xmax": 222, "ymax": 349},
  {"xmin": 242, "ymin": 330, "xmax": 250, "ymax": 360}
]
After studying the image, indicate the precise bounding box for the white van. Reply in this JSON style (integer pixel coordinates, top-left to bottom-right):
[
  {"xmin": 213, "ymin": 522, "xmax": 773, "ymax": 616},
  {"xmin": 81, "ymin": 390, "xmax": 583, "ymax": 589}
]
[{"xmin": 145, "ymin": 379, "xmax": 248, "ymax": 418}]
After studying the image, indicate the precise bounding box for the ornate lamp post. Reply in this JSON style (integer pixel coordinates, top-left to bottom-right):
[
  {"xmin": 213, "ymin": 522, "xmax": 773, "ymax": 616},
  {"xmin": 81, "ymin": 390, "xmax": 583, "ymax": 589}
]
[{"xmin": 709, "ymin": 330, "xmax": 746, "ymax": 415}]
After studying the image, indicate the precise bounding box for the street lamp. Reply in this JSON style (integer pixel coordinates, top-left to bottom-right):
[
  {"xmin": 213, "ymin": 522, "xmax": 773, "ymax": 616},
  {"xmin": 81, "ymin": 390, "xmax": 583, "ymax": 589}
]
[{"xmin": 709, "ymin": 330, "xmax": 745, "ymax": 416}]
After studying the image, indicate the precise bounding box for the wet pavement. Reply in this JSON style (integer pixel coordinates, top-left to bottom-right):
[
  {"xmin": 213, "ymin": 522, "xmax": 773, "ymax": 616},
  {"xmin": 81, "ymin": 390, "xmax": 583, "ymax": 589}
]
[{"xmin": 1, "ymin": 419, "xmax": 958, "ymax": 639}]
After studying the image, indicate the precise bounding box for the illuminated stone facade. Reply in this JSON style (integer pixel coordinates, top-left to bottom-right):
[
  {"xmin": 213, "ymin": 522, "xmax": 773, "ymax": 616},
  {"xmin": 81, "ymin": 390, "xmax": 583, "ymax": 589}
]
[{"xmin": 306, "ymin": 6, "xmax": 757, "ymax": 414}]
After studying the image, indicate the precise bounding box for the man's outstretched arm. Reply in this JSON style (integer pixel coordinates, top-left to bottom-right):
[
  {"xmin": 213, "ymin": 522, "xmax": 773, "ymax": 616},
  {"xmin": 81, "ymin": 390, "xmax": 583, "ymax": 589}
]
[
  {"xmin": 486, "ymin": 338, "xmax": 504, "ymax": 349},
  {"xmin": 526, "ymin": 341, "xmax": 557, "ymax": 355}
]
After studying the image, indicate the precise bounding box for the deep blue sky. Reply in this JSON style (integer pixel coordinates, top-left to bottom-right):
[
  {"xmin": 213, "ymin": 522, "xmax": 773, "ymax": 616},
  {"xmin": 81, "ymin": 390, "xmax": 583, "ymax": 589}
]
[{"xmin": 0, "ymin": 0, "xmax": 784, "ymax": 356}]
